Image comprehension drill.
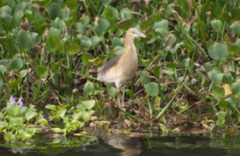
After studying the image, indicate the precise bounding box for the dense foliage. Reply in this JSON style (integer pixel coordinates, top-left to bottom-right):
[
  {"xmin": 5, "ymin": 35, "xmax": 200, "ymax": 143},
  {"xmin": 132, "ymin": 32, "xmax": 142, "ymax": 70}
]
[{"xmin": 0, "ymin": 0, "xmax": 240, "ymax": 141}]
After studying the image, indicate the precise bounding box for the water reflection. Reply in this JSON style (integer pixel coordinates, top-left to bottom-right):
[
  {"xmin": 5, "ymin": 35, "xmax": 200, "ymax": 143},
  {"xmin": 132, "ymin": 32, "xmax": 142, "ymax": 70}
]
[{"xmin": 0, "ymin": 134, "xmax": 240, "ymax": 156}]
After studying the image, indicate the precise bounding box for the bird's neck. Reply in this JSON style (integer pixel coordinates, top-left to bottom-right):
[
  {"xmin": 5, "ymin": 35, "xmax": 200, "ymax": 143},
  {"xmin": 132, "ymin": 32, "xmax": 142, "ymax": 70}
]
[{"xmin": 124, "ymin": 36, "xmax": 137, "ymax": 56}]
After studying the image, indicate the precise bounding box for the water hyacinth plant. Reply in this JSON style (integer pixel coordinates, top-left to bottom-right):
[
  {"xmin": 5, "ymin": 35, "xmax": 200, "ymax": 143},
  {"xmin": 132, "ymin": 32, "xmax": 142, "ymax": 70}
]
[{"xmin": 0, "ymin": 0, "xmax": 239, "ymax": 143}]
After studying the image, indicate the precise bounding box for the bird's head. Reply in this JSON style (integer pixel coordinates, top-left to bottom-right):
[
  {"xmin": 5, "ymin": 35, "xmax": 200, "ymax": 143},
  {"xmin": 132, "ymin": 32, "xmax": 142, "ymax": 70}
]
[{"xmin": 126, "ymin": 28, "xmax": 146, "ymax": 39}]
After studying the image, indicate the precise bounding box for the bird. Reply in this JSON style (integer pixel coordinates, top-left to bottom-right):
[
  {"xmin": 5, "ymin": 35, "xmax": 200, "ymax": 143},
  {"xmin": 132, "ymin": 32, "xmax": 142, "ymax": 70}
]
[{"xmin": 97, "ymin": 28, "xmax": 146, "ymax": 107}]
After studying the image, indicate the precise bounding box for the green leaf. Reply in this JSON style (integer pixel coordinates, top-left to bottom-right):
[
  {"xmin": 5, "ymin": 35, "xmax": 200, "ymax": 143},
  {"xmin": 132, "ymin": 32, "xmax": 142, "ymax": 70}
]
[
  {"xmin": 230, "ymin": 22, "xmax": 240, "ymax": 35},
  {"xmin": 78, "ymin": 36, "xmax": 92, "ymax": 50},
  {"xmin": 47, "ymin": 2, "xmax": 62, "ymax": 20},
  {"xmin": 91, "ymin": 36, "xmax": 102, "ymax": 48},
  {"xmin": 25, "ymin": 111, "xmax": 37, "ymax": 121},
  {"xmin": 4, "ymin": 132, "xmax": 15, "ymax": 141},
  {"xmin": 153, "ymin": 20, "xmax": 169, "ymax": 39},
  {"xmin": 45, "ymin": 35, "xmax": 61, "ymax": 52},
  {"xmin": 101, "ymin": 0, "xmax": 112, "ymax": 5},
  {"xmin": 52, "ymin": 17, "xmax": 66, "ymax": 30},
  {"xmin": 17, "ymin": 31, "xmax": 35, "ymax": 50},
  {"xmin": 212, "ymin": 86, "xmax": 225, "ymax": 100},
  {"xmin": 182, "ymin": 58, "xmax": 190, "ymax": 67},
  {"xmin": 95, "ymin": 17, "xmax": 110, "ymax": 35},
  {"xmin": 7, "ymin": 58, "xmax": 23, "ymax": 71},
  {"xmin": 45, "ymin": 104, "xmax": 56, "ymax": 110},
  {"xmin": 104, "ymin": 6, "xmax": 119, "ymax": 20},
  {"xmin": 49, "ymin": 27, "xmax": 62, "ymax": 37},
  {"xmin": 145, "ymin": 82, "xmax": 159, "ymax": 97},
  {"xmin": 211, "ymin": 19, "xmax": 223, "ymax": 33},
  {"xmin": 81, "ymin": 52, "xmax": 94, "ymax": 66},
  {"xmin": 19, "ymin": 69, "xmax": 28, "ymax": 78},
  {"xmin": 75, "ymin": 22, "xmax": 86, "ymax": 34},
  {"xmin": 208, "ymin": 68, "xmax": 223, "ymax": 85},
  {"xmin": 216, "ymin": 111, "xmax": 226, "ymax": 127},
  {"xmin": 0, "ymin": 121, "xmax": 8, "ymax": 131},
  {"xmin": 108, "ymin": 86, "xmax": 119, "ymax": 97},
  {"xmin": 83, "ymin": 82, "xmax": 95, "ymax": 96},
  {"xmin": 6, "ymin": 105, "xmax": 21, "ymax": 116},
  {"xmin": 0, "ymin": 65, "xmax": 7, "ymax": 73},
  {"xmin": 112, "ymin": 37, "xmax": 124, "ymax": 48},
  {"xmin": 82, "ymin": 100, "xmax": 95, "ymax": 110},
  {"xmin": 35, "ymin": 66, "xmax": 48, "ymax": 79},
  {"xmin": 138, "ymin": 71, "xmax": 150, "ymax": 84},
  {"xmin": 64, "ymin": 40, "xmax": 81, "ymax": 55},
  {"xmin": 8, "ymin": 78, "xmax": 21, "ymax": 90},
  {"xmin": 120, "ymin": 9, "xmax": 131, "ymax": 20},
  {"xmin": 56, "ymin": 110, "xmax": 66, "ymax": 118},
  {"xmin": 208, "ymin": 43, "xmax": 229, "ymax": 61},
  {"xmin": 231, "ymin": 81, "xmax": 240, "ymax": 95}
]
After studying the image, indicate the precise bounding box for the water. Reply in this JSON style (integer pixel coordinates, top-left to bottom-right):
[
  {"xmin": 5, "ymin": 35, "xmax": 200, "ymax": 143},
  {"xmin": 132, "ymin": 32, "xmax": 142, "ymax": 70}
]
[{"xmin": 0, "ymin": 134, "xmax": 240, "ymax": 156}]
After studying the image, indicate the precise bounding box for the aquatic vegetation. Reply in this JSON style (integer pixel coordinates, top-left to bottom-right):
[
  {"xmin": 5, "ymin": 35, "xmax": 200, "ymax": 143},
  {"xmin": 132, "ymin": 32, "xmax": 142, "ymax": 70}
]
[{"xmin": 0, "ymin": 0, "xmax": 240, "ymax": 143}]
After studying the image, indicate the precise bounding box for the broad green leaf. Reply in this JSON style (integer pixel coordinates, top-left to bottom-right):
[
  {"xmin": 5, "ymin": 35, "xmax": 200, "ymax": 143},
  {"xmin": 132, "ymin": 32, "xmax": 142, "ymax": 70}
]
[
  {"xmin": 8, "ymin": 78, "xmax": 21, "ymax": 90},
  {"xmin": 52, "ymin": 17, "xmax": 66, "ymax": 30},
  {"xmin": 138, "ymin": 71, "xmax": 150, "ymax": 84},
  {"xmin": 81, "ymin": 52, "xmax": 94, "ymax": 66},
  {"xmin": 91, "ymin": 36, "xmax": 102, "ymax": 48},
  {"xmin": 0, "ymin": 6, "xmax": 12, "ymax": 20},
  {"xmin": 64, "ymin": 40, "xmax": 81, "ymax": 55},
  {"xmin": 17, "ymin": 31, "xmax": 35, "ymax": 50},
  {"xmin": 75, "ymin": 22, "xmax": 86, "ymax": 34},
  {"xmin": 208, "ymin": 43, "xmax": 229, "ymax": 61},
  {"xmin": 0, "ymin": 65, "xmax": 7, "ymax": 73},
  {"xmin": 35, "ymin": 66, "xmax": 48, "ymax": 79},
  {"xmin": 45, "ymin": 35, "xmax": 61, "ymax": 52},
  {"xmin": 112, "ymin": 37, "xmax": 124, "ymax": 48},
  {"xmin": 83, "ymin": 82, "xmax": 95, "ymax": 96},
  {"xmin": 19, "ymin": 69, "xmax": 28, "ymax": 78},
  {"xmin": 95, "ymin": 17, "xmax": 110, "ymax": 35},
  {"xmin": 212, "ymin": 86, "xmax": 224, "ymax": 100},
  {"xmin": 211, "ymin": 20, "xmax": 223, "ymax": 33},
  {"xmin": 145, "ymin": 82, "xmax": 159, "ymax": 97},
  {"xmin": 0, "ymin": 59, "xmax": 8, "ymax": 65},
  {"xmin": 49, "ymin": 27, "xmax": 61, "ymax": 37},
  {"xmin": 108, "ymin": 86, "xmax": 119, "ymax": 97},
  {"xmin": 56, "ymin": 110, "xmax": 66, "ymax": 118},
  {"xmin": 208, "ymin": 68, "xmax": 223, "ymax": 85},
  {"xmin": 82, "ymin": 100, "xmax": 95, "ymax": 110},
  {"xmin": 7, "ymin": 58, "xmax": 23, "ymax": 71},
  {"xmin": 25, "ymin": 111, "xmax": 37, "ymax": 121},
  {"xmin": 153, "ymin": 20, "xmax": 169, "ymax": 39},
  {"xmin": 47, "ymin": 2, "xmax": 62, "ymax": 19},
  {"xmin": 101, "ymin": 0, "xmax": 112, "ymax": 5},
  {"xmin": 231, "ymin": 81, "xmax": 240, "ymax": 95},
  {"xmin": 6, "ymin": 105, "xmax": 21, "ymax": 116},
  {"xmin": 120, "ymin": 9, "xmax": 131, "ymax": 20},
  {"xmin": 230, "ymin": 22, "xmax": 240, "ymax": 35},
  {"xmin": 104, "ymin": 6, "xmax": 119, "ymax": 19}
]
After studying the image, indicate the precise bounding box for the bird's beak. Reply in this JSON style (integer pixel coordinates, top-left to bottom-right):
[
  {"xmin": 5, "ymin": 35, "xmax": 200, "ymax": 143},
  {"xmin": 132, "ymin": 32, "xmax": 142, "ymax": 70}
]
[{"xmin": 136, "ymin": 32, "xmax": 147, "ymax": 38}]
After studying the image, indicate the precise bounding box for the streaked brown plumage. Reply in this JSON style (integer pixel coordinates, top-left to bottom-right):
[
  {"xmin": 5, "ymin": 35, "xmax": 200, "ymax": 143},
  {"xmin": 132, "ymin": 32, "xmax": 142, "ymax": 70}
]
[{"xmin": 97, "ymin": 28, "xmax": 146, "ymax": 88}]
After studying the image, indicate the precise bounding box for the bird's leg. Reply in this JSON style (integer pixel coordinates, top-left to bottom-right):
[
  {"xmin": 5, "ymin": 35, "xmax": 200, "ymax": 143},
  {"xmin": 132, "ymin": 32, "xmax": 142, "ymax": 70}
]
[{"xmin": 116, "ymin": 87, "xmax": 126, "ymax": 111}]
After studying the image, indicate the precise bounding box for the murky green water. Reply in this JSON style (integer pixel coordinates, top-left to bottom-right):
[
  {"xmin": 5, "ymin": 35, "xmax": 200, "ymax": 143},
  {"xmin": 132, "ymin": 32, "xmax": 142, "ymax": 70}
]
[{"xmin": 1, "ymin": 134, "xmax": 240, "ymax": 156}]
